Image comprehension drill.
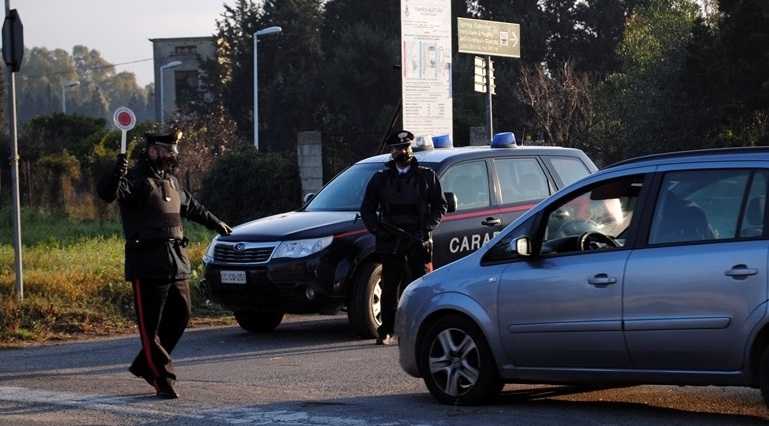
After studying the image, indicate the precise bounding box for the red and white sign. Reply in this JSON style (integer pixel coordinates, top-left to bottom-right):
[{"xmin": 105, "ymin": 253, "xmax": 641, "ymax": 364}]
[
  {"xmin": 112, "ymin": 107, "xmax": 136, "ymax": 154},
  {"xmin": 113, "ymin": 107, "xmax": 136, "ymax": 131}
]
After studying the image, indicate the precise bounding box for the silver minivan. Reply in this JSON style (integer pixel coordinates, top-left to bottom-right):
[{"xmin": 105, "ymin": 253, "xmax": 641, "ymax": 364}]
[{"xmin": 396, "ymin": 148, "xmax": 769, "ymax": 406}]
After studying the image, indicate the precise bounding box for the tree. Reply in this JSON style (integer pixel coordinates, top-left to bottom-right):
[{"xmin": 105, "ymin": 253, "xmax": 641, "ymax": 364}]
[
  {"xmin": 21, "ymin": 114, "xmax": 109, "ymax": 163},
  {"xmin": 593, "ymin": 0, "xmax": 700, "ymax": 162},
  {"xmin": 258, "ymin": 0, "xmax": 325, "ymax": 151},
  {"xmin": 318, "ymin": 0, "xmax": 400, "ymax": 161},
  {"xmin": 198, "ymin": 0, "xmax": 324, "ymax": 152},
  {"xmin": 517, "ymin": 61, "xmax": 594, "ymax": 150},
  {"xmin": 13, "ymin": 45, "xmax": 149, "ymax": 123},
  {"xmin": 173, "ymin": 105, "xmax": 240, "ymax": 194},
  {"xmin": 199, "ymin": 146, "xmax": 300, "ymax": 225}
]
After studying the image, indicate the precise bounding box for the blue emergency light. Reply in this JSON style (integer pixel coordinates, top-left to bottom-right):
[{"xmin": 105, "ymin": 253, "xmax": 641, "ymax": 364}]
[
  {"xmin": 491, "ymin": 132, "xmax": 518, "ymax": 148},
  {"xmin": 432, "ymin": 134, "xmax": 453, "ymax": 149}
]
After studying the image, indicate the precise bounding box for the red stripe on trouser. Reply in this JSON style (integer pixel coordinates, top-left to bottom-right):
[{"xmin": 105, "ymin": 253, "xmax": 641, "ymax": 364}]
[{"xmin": 133, "ymin": 279, "xmax": 160, "ymax": 378}]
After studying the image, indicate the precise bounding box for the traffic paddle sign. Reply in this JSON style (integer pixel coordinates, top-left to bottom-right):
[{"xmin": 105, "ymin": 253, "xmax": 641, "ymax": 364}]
[{"xmin": 112, "ymin": 107, "xmax": 136, "ymax": 154}]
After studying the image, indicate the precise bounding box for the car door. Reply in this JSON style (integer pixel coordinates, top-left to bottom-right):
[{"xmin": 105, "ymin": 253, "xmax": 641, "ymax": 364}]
[
  {"xmin": 623, "ymin": 167, "xmax": 769, "ymax": 371},
  {"xmin": 433, "ymin": 160, "xmax": 495, "ymax": 267},
  {"xmin": 496, "ymin": 173, "xmax": 649, "ymax": 368},
  {"xmin": 491, "ymin": 156, "xmax": 552, "ymax": 230}
]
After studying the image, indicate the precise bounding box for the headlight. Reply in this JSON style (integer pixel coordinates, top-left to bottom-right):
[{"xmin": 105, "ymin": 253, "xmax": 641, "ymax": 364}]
[
  {"xmin": 272, "ymin": 236, "xmax": 333, "ymax": 259},
  {"xmin": 202, "ymin": 235, "xmax": 219, "ymax": 263}
]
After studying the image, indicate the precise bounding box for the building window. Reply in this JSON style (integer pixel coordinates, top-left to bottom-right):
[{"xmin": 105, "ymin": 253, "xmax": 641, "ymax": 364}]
[
  {"xmin": 174, "ymin": 45, "xmax": 197, "ymax": 56},
  {"xmin": 175, "ymin": 70, "xmax": 199, "ymax": 105}
]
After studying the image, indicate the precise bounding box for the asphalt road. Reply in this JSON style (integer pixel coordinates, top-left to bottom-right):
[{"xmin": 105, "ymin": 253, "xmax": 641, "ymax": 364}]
[{"xmin": 0, "ymin": 315, "xmax": 768, "ymax": 425}]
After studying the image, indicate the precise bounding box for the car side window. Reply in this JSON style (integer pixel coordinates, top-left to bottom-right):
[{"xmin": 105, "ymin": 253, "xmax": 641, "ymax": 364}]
[
  {"xmin": 550, "ymin": 157, "xmax": 590, "ymax": 187},
  {"xmin": 739, "ymin": 172, "xmax": 768, "ymax": 238},
  {"xmin": 440, "ymin": 161, "xmax": 491, "ymax": 211},
  {"xmin": 495, "ymin": 158, "xmax": 550, "ymax": 204},
  {"xmin": 649, "ymin": 170, "xmax": 751, "ymax": 245},
  {"xmin": 541, "ymin": 175, "xmax": 644, "ymax": 255}
]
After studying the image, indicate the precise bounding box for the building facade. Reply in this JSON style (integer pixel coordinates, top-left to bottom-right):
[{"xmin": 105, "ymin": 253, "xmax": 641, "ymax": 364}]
[{"xmin": 150, "ymin": 36, "xmax": 216, "ymax": 123}]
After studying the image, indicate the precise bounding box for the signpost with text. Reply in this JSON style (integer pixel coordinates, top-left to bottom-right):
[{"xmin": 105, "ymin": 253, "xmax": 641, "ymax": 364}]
[
  {"xmin": 458, "ymin": 17, "xmax": 520, "ymax": 142},
  {"xmin": 401, "ymin": 0, "xmax": 453, "ymax": 141}
]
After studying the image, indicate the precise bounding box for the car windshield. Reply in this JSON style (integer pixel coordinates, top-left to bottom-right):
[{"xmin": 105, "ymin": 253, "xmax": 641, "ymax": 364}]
[{"xmin": 304, "ymin": 163, "xmax": 382, "ymax": 211}]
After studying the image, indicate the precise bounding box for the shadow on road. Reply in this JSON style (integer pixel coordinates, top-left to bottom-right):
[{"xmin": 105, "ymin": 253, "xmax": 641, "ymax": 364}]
[
  {"xmin": 122, "ymin": 388, "xmax": 769, "ymax": 426},
  {"xmin": 0, "ymin": 316, "xmax": 367, "ymax": 381}
]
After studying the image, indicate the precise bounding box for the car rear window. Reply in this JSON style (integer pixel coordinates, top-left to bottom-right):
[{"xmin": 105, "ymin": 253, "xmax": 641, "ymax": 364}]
[
  {"xmin": 495, "ymin": 158, "xmax": 550, "ymax": 204},
  {"xmin": 550, "ymin": 157, "xmax": 590, "ymax": 187}
]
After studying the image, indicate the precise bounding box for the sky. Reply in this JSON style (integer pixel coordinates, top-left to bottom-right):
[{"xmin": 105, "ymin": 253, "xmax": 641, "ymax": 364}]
[{"xmin": 18, "ymin": 0, "xmax": 229, "ymax": 86}]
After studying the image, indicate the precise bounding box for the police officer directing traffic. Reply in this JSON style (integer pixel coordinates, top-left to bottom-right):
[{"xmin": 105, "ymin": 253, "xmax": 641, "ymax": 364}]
[
  {"xmin": 361, "ymin": 130, "xmax": 448, "ymax": 345},
  {"xmin": 97, "ymin": 129, "xmax": 232, "ymax": 399}
]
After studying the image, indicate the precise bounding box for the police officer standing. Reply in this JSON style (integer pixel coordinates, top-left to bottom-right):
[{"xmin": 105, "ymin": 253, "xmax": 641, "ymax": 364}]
[
  {"xmin": 361, "ymin": 130, "xmax": 447, "ymax": 345},
  {"xmin": 97, "ymin": 129, "xmax": 232, "ymax": 398}
]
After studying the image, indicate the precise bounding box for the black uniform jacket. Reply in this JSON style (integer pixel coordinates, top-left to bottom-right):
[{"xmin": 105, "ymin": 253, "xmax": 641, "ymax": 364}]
[
  {"xmin": 97, "ymin": 160, "xmax": 224, "ymax": 281},
  {"xmin": 360, "ymin": 157, "xmax": 447, "ymax": 255}
]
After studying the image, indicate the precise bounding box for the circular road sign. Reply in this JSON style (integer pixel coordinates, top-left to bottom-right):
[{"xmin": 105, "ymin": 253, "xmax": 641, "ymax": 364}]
[{"xmin": 113, "ymin": 107, "xmax": 136, "ymax": 131}]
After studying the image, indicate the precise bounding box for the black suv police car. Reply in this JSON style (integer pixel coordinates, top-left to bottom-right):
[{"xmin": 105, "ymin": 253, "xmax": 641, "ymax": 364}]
[{"xmin": 203, "ymin": 137, "xmax": 596, "ymax": 337}]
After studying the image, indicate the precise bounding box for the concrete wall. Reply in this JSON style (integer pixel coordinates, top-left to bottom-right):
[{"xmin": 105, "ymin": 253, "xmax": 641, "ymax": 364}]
[
  {"xmin": 151, "ymin": 37, "xmax": 216, "ymax": 123},
  {"xmin": 297, "ymin": 131, "xmax": 323, "ymax": 200}
]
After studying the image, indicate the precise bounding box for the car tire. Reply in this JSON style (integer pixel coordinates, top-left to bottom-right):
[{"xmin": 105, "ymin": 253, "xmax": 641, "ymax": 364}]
[
  {"xmin": 417, "ymin": 314, "xmax": 501, "ymax": 405},
  {"xmin": 760, "ymin": 345, "xmax": 769, "ymax": 408},
  {"xmin": 234, "ymin": 310, "xmax": 284, "ymax": 333},
  {"xmin": 347, "ymin": 261, "xmax": 382, "ymax": 338}
]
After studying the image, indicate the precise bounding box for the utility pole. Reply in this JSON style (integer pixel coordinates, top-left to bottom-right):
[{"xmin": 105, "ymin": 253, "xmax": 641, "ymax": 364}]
[{"xmin": 3, "ymin": 0, "xmax": 24, "ymax": 301}]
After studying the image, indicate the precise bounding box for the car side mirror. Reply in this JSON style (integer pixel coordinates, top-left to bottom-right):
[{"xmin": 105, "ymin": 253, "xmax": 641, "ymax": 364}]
[
  {"xmin": 445, "ymin": 192, "xmax": 457, "ymax": 213},
  {"xmin": 303, "ymin": 192, "xmax": 315, "ymax": 204},
  {"xmin": 515, "ymin": 236, "xmax": 533, "ymax": 257}
]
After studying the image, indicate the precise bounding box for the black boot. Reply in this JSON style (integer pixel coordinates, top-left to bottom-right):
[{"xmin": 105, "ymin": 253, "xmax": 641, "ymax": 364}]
[{"xmin": 155, "ymin": 377, "xmax": 179, "ymax": 399}]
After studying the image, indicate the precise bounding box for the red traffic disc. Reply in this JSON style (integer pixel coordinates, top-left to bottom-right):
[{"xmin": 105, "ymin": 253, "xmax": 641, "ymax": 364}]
[
  {"xmin": 112, "ymin": 107, "xmax": 136, "ymax": 131},
  {"xmin": 117, "ymin": 111, "xmax": 132, "ymax": 126}
]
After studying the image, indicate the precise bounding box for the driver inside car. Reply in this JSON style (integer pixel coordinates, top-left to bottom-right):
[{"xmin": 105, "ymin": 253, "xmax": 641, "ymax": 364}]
[{"xmin": 543, "ymin": 178, "xmax": 640, "ymax": 254}]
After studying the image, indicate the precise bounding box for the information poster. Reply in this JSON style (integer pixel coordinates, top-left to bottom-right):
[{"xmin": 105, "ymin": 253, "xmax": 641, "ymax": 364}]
[{"xmin": 401, "ymin": 0, "xmax": 452, "ymax": 140}]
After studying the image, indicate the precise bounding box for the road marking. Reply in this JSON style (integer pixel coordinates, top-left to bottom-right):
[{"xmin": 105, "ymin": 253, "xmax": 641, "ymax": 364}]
[
  {"xmin": 0, "ymin": 386, "xmax": 185, "ymax": 419},
  {"xmin": 0, "ymin": 386, "xmax": 433, "ymax": 425}
]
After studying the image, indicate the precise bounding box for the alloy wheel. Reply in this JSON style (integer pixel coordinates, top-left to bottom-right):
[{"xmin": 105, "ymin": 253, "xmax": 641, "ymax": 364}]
[{"xmin": 428, "ymin": 328, "xmax": 481, "ymax": 397}]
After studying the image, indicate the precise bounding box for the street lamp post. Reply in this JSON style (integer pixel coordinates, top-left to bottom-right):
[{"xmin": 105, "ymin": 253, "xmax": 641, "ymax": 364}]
[
  {"xmin": 253, "ymin": 26, "xmax": 282, "ymax": 151},
  {"xmin": 159, "ymin": 60, "xmax": 183, "ymax": 126},
  {"xmin": 61, "ymin": 80, "xmax": 80, "ymax": 114}
]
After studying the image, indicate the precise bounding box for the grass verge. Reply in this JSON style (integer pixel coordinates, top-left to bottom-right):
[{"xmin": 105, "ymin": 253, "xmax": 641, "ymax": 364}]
[{"xmin": 0, "ymin": 209, "xmax": 233, "ymax": 347}]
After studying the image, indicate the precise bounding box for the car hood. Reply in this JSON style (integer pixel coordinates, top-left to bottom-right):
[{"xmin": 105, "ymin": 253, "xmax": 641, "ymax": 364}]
[{"xmin": 220, "ymin": 211, "xmax": 362, "ymax": 242}]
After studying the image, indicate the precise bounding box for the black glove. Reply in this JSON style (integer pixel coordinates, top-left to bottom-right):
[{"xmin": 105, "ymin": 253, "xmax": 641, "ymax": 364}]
[
  {"xmin": 114, "ymin": 154, "xmax": 128, "ymax": 177},
  {"xmin": 216, "ymin": 222, "xmax": 233, "ymax": 236}
]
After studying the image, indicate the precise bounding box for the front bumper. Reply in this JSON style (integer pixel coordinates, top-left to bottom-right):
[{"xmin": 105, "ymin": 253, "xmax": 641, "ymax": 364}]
[
  {"xmin": 204, "ymin": 251, "xmax": 347, "ymax": 313},
  {"xmin": 396, "ymin": 282, "xmax": 428, "ymax": 378}
]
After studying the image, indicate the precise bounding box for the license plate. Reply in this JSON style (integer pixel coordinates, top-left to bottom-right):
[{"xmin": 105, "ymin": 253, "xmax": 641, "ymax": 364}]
[{"xmin": 220, "ymin": 270, "xmax": 247, "ymax": 284}]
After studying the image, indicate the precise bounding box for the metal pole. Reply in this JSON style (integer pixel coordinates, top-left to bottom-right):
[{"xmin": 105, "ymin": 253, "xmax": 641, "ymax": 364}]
[
  {"xmin": 61, "ymin": 85, "xmax": 66, "ymax": 114},
  {"xmin": 486, "ymin": 56, "xmax": 494, "ymax": 142},
  {"xmin": 5, "ymin": 0, "xmax": 23, "ymax": 301},
  {"xmin": 253, "ymin": 33, "xmax": 259, "ymax": 150}
]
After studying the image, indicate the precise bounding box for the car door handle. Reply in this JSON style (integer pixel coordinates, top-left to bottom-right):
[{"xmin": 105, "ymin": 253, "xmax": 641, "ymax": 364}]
[
  {"xmin": 724, "ymin": 265, "xmax": 758, "ymax": 279},
  {"xmin": 588, "ymin": 273, "xmax": 617, "ymax": 287},
  {"xmin": 481, "ymin": 217, "xmax": 502, "ymax": 227}
]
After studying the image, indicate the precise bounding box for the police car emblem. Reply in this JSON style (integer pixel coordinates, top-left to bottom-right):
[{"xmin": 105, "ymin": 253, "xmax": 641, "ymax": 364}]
[{"xmin": 234, "ymin": 243, "xmax": 246, "ymax": 252}]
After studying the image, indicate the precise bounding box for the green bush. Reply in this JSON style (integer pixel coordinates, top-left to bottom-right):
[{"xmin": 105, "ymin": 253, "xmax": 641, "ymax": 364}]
[{"xmin": 199, "ymin": 145, "xmax": 301, "ymax": 225}]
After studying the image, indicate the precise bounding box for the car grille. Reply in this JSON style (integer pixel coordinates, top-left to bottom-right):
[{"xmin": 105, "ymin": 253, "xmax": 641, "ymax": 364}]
[{"xmin": 214, "ymin": 244, "xmax": 274, "ymax": 264}]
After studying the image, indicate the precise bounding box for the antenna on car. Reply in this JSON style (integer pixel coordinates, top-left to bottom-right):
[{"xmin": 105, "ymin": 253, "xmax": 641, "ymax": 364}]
[{"xmin": 376, "ymin": 64, "xmax": 403, "ymax": 154}]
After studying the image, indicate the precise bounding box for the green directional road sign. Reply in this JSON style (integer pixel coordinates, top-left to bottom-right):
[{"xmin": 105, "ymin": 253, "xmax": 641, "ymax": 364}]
[{"xmin": 458, "ymin": 17, "xmax": 520, "ymax": 59}]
